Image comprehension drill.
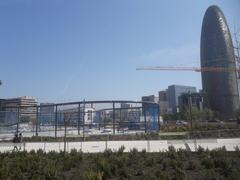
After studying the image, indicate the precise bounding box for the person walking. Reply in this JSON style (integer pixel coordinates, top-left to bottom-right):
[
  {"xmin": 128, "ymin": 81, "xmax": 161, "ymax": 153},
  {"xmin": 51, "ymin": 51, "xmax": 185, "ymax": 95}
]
[
  {"xmin": 19, "ymin": 133, "xmax": 23, "ymax": 150},
  {"xmin": 13, "ymin": 132, "xmax": 19, "ymax": 151}
]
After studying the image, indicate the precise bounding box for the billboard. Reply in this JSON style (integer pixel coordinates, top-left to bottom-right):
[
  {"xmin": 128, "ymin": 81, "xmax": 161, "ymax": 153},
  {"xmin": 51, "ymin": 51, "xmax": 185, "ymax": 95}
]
[{"xmin": 145, "ymin": 104, "xmax": 159, "ymax": 131}]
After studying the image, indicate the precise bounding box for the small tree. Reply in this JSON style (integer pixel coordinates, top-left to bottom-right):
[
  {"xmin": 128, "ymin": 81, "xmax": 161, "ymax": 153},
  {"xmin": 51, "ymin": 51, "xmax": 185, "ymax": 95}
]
[
  {"xmin": 200, "ymin": 108, "xmax": 214, "ymax": 121},
  {"xmin": 180, "ymin": 106, "xmax": 201, "ymax": 121}
]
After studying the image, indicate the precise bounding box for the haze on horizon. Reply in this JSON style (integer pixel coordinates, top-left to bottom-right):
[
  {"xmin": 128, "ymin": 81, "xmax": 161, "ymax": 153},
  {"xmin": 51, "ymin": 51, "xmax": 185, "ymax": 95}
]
[{"xmin": 0, "ymin": 0, "xmax": 239, "ymax": 103}]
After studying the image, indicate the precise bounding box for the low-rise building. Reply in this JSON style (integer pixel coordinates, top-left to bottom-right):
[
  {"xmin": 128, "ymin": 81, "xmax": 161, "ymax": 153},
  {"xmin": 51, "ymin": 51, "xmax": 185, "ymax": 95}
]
[
  {"xmin": 142, "ymin": 95, "xmax": 159, "ymax": 103},
  {"xmin": 0, "ymin": 96, "xmax": 38, "ymax": 123}
]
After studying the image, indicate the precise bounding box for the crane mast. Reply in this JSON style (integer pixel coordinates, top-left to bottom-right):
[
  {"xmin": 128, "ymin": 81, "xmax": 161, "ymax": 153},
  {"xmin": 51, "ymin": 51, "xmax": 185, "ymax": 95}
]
[{"xmin": 136, "ymin": 66, "xmax": 240, "ymax": 72}]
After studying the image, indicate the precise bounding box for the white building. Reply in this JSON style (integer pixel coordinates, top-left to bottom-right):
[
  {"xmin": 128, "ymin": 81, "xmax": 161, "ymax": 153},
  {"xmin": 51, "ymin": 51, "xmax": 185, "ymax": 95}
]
[{"xmin": 59, "ymin": 107, "xmax": 95, "ymax": 125}]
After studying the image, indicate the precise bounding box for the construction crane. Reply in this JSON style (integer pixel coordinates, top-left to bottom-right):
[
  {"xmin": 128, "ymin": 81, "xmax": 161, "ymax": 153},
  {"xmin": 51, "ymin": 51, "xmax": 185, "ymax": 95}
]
[
  {"xmin": 137, "ymin": 34, "xmax": 240, "ymax": 73},
  {"xmin": 137, "ymin": 32, "xmax": 240, "ymax": 73},
  {"xmin": 136, "ymin": 66, "xmax": 240, "ymax": 72}
]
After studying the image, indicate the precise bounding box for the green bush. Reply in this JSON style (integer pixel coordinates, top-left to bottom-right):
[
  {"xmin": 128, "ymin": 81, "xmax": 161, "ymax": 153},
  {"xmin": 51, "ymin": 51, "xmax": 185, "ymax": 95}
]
[
  {"xmin": 186, "ymin": 160, "xmax": 198, "ymax": 170},
  {"xmin": 84, "ymin": 170, "xmax": 103, "ymax": 180},
  {"xmin": 0, "ymin": 146, "xmax": 239, "ymax": 179},
  {"xmin": 201, "ymin": 157, "xmax": 214, "ymax": 169},
  {"xmin": 203, "ymin": 169, "xmax": 221, "ymax": 180}
]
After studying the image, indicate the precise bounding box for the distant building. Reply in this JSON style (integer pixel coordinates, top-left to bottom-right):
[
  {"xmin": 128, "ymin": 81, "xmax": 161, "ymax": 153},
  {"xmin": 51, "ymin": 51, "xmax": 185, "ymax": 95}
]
[
  {"xmin": 0, "ymin": 96, "xmax": 38, "ymax": 121},
  {"xmin": 85, "ymin": 107, "xmax": 95, "ymax": 124},
  {"xmin": 1, "ymin": 96, "xmax": 37, "ymax": 109},
  {"xmin": 39, "ymin": 103, "xmax": 55, "ymax": 124},
  {"xmin": 128, "ymin": 109, "xmax": 142, "ymax": 130},
  {"xmin": 159, "ymin": 101, "xmax": 169, "ymax": 115},
  {"xmin": 142, "ymin": 95, "xmax": 158, "ymax": 103},
  {"xmin": 128, "ymin": 110, "xmax": 141, "ymax": 122},
  {"xmin": 120, "ymin": 103, "xmax": 130, "ymax": 108},
  {"xmin": 158, "ymin": 91, "xmax": 169, "ymax": 115},
  {"xmin": 167, "ymin": 85, "xmax": 196, "ymax": 113},
  {"xmin": 120, "ymin": 103, "xmax": 130, "ymax": 122},
  {"xmin": 0, "ymin": 99, "xmax": 5, "ymax": 110},
  {"xmin": 178, "ymin": 92, "xmax": 205, "ymax": 111},
  {"xmin": 159, "ymin": 91, "xmax": 167, "ymax": 101},
  {"xmin": 95, "ymin": 110, "xmax": 105, "ymax": 124},
  {"xmin": 201, "ymin": 5, "xmax": 239, "ymax": 119},
  {"xmin": 58, "ymin": 107, "xmax": 95, "ymax": 125}
]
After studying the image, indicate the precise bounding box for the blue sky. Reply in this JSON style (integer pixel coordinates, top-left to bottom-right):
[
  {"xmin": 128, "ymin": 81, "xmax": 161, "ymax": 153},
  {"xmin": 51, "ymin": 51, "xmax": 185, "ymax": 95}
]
[{"xmin": 0, "ymin": 0, "xmax": 239, "ymax": 103}]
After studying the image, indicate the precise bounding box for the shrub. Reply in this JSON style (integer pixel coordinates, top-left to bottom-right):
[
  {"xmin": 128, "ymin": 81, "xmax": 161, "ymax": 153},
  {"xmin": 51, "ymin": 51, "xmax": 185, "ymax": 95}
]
[
  {"xmin": 186, "ymin": 160, "xmax": 198, "ymax": 170},
  {"xmin": 177, "ymin": 148, "xmax": 190, "ymax": 160},
  {"xmin": 197, "ymin": 146, "xmax": 205, "ymax": 154},
  {"xmin": 210, "ymin": 146, "xmax": 227, "ymax": 158},
  {"xmin": 145, "ymin": 157, "xmax": 155, "ymax": 167},
  {"xmin": 117, "ymin": 146, "xmax": 125, "ymax": 155},
  {"xmin": 95, "ymin": 158, "xmax": 112, "ymax": 178},
  {"xmin": 201, "ymin": 157, "xmax": 214, "ymax": 169},
  {"xmin": 103, "ymin": 149, "xmax": 112, "ymax": 158},
  {"xmin": 129, "ymin": 148, "xmax": 138, "ymax": 160},
  {"xmin": 0, "ymin": 146, "xmax": 240, "ymax": 179},
  {"xmin": 162, "ymin": 158, "xmax": 171, "ymax": 170},
  {"xmin": 168, "ymin": 145, "xmax": 176, "ymax": 153},
  {"xmin": 155, "ymin": 170, "xmax": 170, "ymax": 180},
  {"xmin": 174, "ymin": 167, "xmax": 186, "ymax": 180},
  {"xmin": 69, "ymin": 148, "xmax": 78, "ymax": 156},
  {"xmin": 141, "ymin": 149, "xmax": 147, "ymax": 158},
  {"xmin": 167, "ymin": 146, "xmax": 177, "ymax": 159},
  {"xmin": 84, "ymin": 170, "xmax": 103, "ymax": 180},
  {"xmin": 203, "ymin": 169, "xmax": 221, "ymax": 180},
  {"xmin": 234, "ymin": 146, "xmax": 240, "ymax": 152}
]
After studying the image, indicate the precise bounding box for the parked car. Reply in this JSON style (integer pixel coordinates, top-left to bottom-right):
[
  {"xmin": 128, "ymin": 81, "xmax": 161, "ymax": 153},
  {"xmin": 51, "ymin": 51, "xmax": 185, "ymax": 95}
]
[
  {"xmin": 118, "ymin": 127, "xmax": 129, "ymax": 133},
  {"xmin": 101, "ymin": 129, "xmax": 113, "ymax": 134},
  {"xmin": 176, "ymin": 120, "xmax": 188, "ymax": 125},
  {"xmin": 83, "ymin": 129, "xmax": 93, "ymax": 134},
  {"xmin": 208, "ymin": 119, "xmax": 220, "ymax": 123}
]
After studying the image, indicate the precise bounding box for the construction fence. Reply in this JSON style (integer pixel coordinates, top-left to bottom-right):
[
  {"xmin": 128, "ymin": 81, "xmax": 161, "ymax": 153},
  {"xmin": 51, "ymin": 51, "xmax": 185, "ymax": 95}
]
[{"xmin": 0, "ymin": 100, "xmax": 160, "ymax": 140}]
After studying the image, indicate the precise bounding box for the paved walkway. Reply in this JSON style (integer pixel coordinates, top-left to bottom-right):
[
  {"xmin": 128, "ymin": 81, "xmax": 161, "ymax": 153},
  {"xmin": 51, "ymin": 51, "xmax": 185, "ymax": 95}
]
[{"xmin": 0, "ymin": 138, "xmax": 240, "ymax": 153}]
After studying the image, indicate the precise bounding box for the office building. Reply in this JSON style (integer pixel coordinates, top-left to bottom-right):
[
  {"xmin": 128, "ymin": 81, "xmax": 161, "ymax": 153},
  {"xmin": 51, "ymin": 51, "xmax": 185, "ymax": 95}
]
[
  {"xmin": 178, "ymin": 92, "xmax": 205, "ymax": 111},
  {"xmin": 167, "ymin": 85, "xmax": 196, "ymax": 113},
  {"xmin": 200, "ymin": 5, "xmax": 239, "ymax": 118},
  {"xmin": 158, "ymin": 91, "xmax": 169, "ymax": 115}
]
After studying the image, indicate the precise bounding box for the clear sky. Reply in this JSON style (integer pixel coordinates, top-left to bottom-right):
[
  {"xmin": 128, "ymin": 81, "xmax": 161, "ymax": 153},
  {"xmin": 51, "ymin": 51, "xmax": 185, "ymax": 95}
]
[{"xmin": 0, "ymin": 0, "xmax": 240, "ymax": 103}]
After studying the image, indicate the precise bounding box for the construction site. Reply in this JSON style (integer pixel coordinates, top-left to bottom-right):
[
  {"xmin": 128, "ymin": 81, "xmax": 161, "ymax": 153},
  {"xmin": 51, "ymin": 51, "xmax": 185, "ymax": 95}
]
[{"xmin": 0, "ymin": 100, "xmax": 160, "ymax": 141}]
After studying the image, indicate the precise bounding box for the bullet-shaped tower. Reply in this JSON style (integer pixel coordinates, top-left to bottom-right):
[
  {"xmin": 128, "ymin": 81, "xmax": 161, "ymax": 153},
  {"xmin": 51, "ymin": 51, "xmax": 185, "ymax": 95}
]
[{"xmin": 201, "ymin": 5, "xmax": 239, "ymax": 119}]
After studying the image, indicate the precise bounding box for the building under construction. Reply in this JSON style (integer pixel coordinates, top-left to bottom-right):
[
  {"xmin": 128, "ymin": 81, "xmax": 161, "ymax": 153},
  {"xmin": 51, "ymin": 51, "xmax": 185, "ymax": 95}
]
[{"xmin": 200, "ymin": 5, "xmax": 240, "ymax": 119}]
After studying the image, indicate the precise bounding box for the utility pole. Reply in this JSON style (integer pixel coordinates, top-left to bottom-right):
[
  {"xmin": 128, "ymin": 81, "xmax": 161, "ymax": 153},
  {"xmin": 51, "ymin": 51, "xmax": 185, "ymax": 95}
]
[
  {"xmin": 188, "ymin": 91, "xmax": 193, "ymax": 132},
  {"xmin": 83, "ymin": 99, "xmax": 85, "ymax": 140},
  {"xmin": 64, "ymin": 112, "xmax": 72, "ymax": 154}
]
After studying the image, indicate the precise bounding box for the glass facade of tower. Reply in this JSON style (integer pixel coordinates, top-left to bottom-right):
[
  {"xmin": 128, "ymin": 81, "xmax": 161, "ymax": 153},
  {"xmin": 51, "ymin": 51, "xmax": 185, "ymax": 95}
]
[{"xmin": 200, "ymin": 5, "xmax": 239, "ymax": 119}]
